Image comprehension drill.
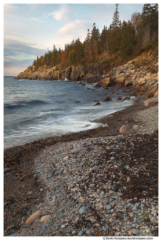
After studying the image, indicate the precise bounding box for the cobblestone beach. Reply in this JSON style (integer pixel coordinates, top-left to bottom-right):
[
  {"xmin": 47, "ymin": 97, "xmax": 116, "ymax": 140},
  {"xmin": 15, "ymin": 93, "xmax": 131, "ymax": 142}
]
[{"xmin": 4, "ymin": 96, "xmax": 158, "ymax": 237}]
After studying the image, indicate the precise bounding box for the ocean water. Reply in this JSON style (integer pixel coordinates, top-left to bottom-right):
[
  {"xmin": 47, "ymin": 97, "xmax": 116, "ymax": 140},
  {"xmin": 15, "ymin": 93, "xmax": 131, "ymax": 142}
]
[{"xmin": 4, "ymin": 77, "xmax": 134, "ymax": 149}]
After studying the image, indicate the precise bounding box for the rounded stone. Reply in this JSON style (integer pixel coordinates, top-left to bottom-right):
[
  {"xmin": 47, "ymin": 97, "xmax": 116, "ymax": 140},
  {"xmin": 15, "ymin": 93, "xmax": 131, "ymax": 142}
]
[
  {"xmin": 119, "ymin": 125, "xmax": 129, "ymax": 133},
  {"xmin": 78, "ymin": 231, "xmax": 83, "ymax": 236},
  {"xmin": 40, "ymin": 215, "xmax": 51, "ymax": 223},
  {"xmin": 4, "ymin": 168, "xmax": 11, "ymax": 174},
  {"xmin": 79, "ymin": 206, "xmax": 87, "ymax": 215},
  {"xmin": 132, "ymin": 229, "xmax": 141, "ymax": 235},
  {"xmin": 133, "ymin": 125, "xmax": 141, "ymax": 131},
  {"xmin": 25, "ymin": 210, "xmax": 42, "ymax": 224}
]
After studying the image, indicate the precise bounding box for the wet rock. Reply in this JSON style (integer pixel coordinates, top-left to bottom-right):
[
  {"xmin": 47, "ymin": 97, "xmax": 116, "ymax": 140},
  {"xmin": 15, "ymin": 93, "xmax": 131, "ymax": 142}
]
[
  {"xmin": 93, "ymin": 102, "xmax": 101, "ymax": 106},
  {"xmin": 123, "ymin": 96, "xmax": 130, "ymax": 101},
  {"xmin": 25, "ymin": 210, "xmax": 42, "ymax": 224},
  {"xmin": 102, "ymin": 97, "xmax": 111, "ymax": 102},
  {"xmin": 84, "ymin": 124, "xmax": 90, "ymax": 128},
  {"xmin": 117, "ymin": 97, "xmax": 122, "ymax": 101}
]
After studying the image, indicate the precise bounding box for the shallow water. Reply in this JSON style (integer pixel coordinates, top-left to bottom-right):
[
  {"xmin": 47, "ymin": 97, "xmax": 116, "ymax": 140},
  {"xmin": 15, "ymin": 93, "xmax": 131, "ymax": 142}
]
[{"xmin": 4, "ymin": 77, "xmax": 133, "ymax": 148}]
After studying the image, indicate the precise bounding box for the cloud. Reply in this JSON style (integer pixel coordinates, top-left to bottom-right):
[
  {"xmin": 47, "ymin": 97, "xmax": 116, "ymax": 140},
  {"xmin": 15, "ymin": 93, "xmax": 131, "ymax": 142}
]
[
  {"xmin": 4, "ymin": 38, "xmax": 46, "ymax": 58},
  {"xmin": 31, "ymin": 18, "xmax": 43, "ymax": 23},
  {"xmin": 4, "ymin": 4, "xmax": 17, "ymax": 12},
  {"xmin": 4, "ymin": 57, "xmax": 35, "ymax": 76},
  {"xmin": 49, "ymin": 5, "xmax": 69, "ymax": 21}
]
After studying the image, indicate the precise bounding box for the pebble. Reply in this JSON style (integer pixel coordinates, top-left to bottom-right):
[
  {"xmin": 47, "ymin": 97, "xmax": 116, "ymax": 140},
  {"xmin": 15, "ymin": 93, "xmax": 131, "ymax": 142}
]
[
  {"xmin": 15, "ymin": 124, "xmax": 158, "ymax": 236},
  {"xmin": 79, "ymin": 206, "xmax": 87, "ymax": 215},
  {"xmin": 40, "ymin": 215, "xmax": 51, "ymax": 224},
  {"xmin": 25, "ymin": 210, "xmax": 42, "ymax": 224},
  {"xmin": 4, "ymin": 168, "xmax": 11, "ymax": 174},
  {"xmin": 78, "ymin": 231, "xmax": 83, "ymax": 236},
  {"xmin": 132, "ymin": 229, "xmax": 141, "ymax": 235},
  {"xmin": 133, "ymin": 125, "xmax": 141, "ymax": 131}
]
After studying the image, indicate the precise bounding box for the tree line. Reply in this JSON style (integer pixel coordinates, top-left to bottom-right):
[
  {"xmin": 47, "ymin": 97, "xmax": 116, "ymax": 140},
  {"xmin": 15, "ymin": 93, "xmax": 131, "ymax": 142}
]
[{"xmin": 33, "ymin": 4, "xmax": 158, "ymax": 70}]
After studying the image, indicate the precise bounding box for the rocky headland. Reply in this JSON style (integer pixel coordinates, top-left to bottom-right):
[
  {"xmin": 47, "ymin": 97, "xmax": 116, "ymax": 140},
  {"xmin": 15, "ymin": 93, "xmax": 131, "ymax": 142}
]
[{"xmin": 14, "ymin": 51, "xmax": 158, "ymax": 98}]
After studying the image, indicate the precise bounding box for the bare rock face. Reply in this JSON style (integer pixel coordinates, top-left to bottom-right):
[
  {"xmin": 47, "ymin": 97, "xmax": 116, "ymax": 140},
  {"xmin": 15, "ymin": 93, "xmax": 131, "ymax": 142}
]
[
  {"xmin": 25, "ymin": 210, "xmax": 42, "ymax": 224},
  {"xmin": 65, "ymin": 66, "xmax": 72, "ymax": 79},
  {"xmin": 52, "ymin": 70, "xmax": 61, "ymax": 80},
  {"xmin": 143, "ymin": 97, "xmax": 158, "ymax": 107}
]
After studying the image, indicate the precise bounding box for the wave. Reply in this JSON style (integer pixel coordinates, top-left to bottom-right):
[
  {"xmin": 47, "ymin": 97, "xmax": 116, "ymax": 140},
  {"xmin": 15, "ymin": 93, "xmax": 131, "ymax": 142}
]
[{"xmin": 4, "ymin": 99, "xmax": 48, "ymax": 110}]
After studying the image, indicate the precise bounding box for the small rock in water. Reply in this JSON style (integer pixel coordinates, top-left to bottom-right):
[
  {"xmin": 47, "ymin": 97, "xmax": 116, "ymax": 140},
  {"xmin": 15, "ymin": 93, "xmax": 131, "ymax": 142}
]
[
  {"xmin": 93, "ymin": 102, "xmax": 101, "ymax": 106},
  {"xmin": 84, "ymin": 124, "xmax": 90, "ymax": 128},
  {"xmin": 79, "ymin": 206, "xmax": 87, "ymax": 215}
]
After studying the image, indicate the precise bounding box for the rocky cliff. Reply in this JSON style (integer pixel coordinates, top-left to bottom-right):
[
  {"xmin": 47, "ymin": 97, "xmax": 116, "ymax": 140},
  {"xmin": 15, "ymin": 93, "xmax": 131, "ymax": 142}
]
[
  {"xmin": 14, "ymin": 52, "xmax": 158, "ymax": 97},
  {"xmin": 14, "ymin": 64, "xmax": 112, "ymax": 83}
]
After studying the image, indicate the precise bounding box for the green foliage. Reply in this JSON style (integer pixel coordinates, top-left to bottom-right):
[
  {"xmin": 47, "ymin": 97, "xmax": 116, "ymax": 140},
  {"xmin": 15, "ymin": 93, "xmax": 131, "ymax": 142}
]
[{"xmin": 31, "ymin": 4, "xmax": 158, "ymax": 70}]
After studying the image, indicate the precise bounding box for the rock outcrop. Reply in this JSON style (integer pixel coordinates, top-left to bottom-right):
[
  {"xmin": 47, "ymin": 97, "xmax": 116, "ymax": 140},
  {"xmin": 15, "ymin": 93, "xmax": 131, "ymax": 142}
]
[{"xmin": 14, "ymin": 54, "xmax": 158, "ymax": 97}]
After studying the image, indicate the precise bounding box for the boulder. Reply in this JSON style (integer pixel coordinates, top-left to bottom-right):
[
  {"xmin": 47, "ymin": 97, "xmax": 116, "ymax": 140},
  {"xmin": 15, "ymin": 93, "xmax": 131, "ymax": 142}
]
[
  {"xmin": 125, "ymin": 80, "xmax": 132, "ymax": 87},
  {"xmin": 116, "ymin": 73, "xmax": 126, "ymax": 85},
  {"xmin": 143, "ymin": 97, "xmax": 158, "ymax": 107},
  {"xmin": 100, "ymin": 77, "xmax": 115, "ymax": 87},
  {"xmin": 102, "ymin": 97, "xmax": 112, "ymax": 102}
]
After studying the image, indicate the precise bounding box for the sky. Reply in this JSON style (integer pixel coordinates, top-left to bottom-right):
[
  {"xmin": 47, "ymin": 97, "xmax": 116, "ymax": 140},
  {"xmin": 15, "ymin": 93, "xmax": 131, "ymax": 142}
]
[{"xmin": 4, "ymin": 2, "xmax": 145, "ymax": 76}]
